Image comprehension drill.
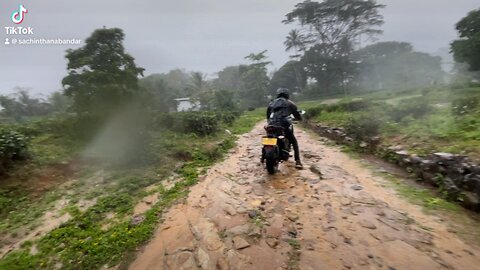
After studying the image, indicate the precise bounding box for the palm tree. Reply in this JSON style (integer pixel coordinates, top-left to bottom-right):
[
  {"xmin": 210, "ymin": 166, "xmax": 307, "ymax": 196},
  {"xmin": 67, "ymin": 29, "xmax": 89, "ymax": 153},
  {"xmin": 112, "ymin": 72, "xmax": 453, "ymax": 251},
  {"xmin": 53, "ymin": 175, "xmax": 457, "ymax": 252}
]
[
  {"xmin": 188, "ymin": 72, "xmax": 207, "ymax": 93},
  {"xmin": 284, "ymin": 30, "xmax": 307, "ymax": 59},
  {"xmin": 284, "ymin": 30, "xmax": 309, "ymax": 92}
]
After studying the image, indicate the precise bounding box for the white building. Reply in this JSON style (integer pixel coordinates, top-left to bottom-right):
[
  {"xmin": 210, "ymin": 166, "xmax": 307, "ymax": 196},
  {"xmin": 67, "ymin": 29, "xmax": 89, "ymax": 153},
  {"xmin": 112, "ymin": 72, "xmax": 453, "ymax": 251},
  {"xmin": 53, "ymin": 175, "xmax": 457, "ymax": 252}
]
[{"xmin": 174, "ymin": 98, "xmax": 200, "ymax": 112}]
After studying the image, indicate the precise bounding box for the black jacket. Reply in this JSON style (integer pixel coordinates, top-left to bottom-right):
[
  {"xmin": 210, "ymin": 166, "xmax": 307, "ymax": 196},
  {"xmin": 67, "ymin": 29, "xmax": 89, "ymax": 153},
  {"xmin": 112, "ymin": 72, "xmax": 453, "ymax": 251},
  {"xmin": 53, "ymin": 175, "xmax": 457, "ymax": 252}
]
[{"xmin": 266, "ymin": 97, "xmax": 302, "ymax": 126}]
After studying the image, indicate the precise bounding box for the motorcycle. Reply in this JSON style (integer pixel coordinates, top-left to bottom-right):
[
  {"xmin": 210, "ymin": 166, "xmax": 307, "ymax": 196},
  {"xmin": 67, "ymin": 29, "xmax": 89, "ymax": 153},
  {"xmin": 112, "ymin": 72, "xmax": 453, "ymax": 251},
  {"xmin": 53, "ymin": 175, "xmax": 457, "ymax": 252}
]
[{"xmin": 261, "ymin": 111, "xmax": 304, "ymax": 174}]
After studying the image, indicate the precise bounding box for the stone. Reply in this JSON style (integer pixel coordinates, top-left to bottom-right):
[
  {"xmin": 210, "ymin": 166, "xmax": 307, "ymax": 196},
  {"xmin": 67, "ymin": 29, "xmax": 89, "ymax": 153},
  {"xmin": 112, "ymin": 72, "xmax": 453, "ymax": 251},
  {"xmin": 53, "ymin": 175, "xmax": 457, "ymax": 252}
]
[
  {"xmin": 131, "ymin": 215, "xmax": 145, "ymax": 226},
  {"xmin": 165, "ymin": 251, "xmax": 197, "ymax": 270},
  {"xmin": 341, "ymin": 198, "xmax": 352, "ymax": 206},
  {"xmin": 248, "ymin": 210, "xmax": 260, "ymax": 219},
  {"xmin": 224, "ymin": 204, "xmax": 237, "ymax": 216},
  {"xmin": 351, "ymin": 184, "xmax": 363, "ymax": 191},
  {"xmin": 266, "ymin": 237, "xmax": 278, "ymax": 248},
  {"xmin": 308, "ymin": 178, "xmax": 321, "ymax": 184},
  {"xmin": 287, "ymin": 226, "xmax": 298, "ymax": 238},
  {"xmin": 326, "ymin": 209, "xmax": 336, "ymax": 223},
  {"xmin": 358, "ymin": 220, "xmax": 377, "ymax": 230},
  {"xmin": 309, "ymin": 164, "xmax": 324, "ymax": 178},
  {"xmin": 320, "ymin": 184, "xmax": 336, "ymax": 193},
  {"xmin": 233, "ymin": 236, "xmax": 250, "ymax": 250},
  {"xmin": 216, "ymin": 257, "xmax": 229, "ymax": 270},
  {"xmin": 250, "ymin": 199, "xmax": 263, "ymax": 207},
  {"xmin": 303, "ymin": 151, "xmax": 322, "ymax": 159},
  {"xmin": 287, "ymin": 213, "xmax": 300, "ymax": 222},
  {"xmin": 248, "ymin": 226, "xmax": 262, "ymax": 238},
  {"xmin": 433, "ymin": 152, "xmax": 457, "ymax": 160},
  {"xmin": 196, "ymin": 248, "xmax": 210, "ymax": 269},
  {"xmin": 229, "ymin": 224, "xmax": 250, "ymax": 236},
  {"xmin": 340, "ymin": 257, "xmax": 354, "ymax": 269}
]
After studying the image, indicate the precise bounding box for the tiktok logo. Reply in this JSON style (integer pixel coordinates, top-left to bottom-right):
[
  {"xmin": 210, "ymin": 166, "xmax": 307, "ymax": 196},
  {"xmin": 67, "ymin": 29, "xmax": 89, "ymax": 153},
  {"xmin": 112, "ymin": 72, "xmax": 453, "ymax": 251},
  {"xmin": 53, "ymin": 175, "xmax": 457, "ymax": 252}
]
[{"xmin": 11, "ymin": 4, "xmax": 28, "ymax": 24}]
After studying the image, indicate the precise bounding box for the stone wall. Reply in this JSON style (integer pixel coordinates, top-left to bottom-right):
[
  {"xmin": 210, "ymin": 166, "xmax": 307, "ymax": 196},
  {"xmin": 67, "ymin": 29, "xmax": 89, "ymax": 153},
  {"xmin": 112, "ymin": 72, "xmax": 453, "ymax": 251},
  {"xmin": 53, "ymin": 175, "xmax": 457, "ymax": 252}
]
[{"xmin": 304, "ymin": 121, "xmax": 480, "ymax": 211}]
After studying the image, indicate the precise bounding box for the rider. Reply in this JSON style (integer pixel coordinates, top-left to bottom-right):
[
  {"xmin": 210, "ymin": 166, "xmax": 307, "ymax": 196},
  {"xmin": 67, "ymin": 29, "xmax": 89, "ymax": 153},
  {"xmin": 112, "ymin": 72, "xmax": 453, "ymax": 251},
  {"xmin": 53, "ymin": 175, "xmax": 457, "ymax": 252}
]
[{"xmin": 266, "ymin": 88, "xmax": 303, "ymax": 169}]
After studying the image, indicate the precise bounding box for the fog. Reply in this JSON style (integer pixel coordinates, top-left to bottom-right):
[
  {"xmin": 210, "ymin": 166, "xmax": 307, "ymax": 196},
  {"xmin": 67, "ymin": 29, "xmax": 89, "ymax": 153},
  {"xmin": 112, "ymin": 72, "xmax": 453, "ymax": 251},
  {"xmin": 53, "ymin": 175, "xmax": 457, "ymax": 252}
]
[{"xmin": 0, "ymin": 0, "xmax": 478, "ymax": 95}]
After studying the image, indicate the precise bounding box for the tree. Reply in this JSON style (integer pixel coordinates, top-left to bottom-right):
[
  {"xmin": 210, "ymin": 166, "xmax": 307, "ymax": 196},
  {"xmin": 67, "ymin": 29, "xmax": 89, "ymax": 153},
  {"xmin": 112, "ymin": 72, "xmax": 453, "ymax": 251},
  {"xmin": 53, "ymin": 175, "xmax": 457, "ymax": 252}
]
[
  {"xmin": 270, "ymin": 61, "xmax": 307, "ymax": 93},
  {"xmin": 284, "ymin": 0, "xmax": 385, "ymax": 94},
  {"xmin": 212, "ymin": 66, "xmax": 244, "ymax": 91},
  {"xmin": 451, "ymin": 9, "xmax": 480, "ymax": 71},
  {"xmin": 62, "ymin": 28, "xmax": 144, "ymax": 115},
  {"xmin": 211, "ymin": 89, "xmax": 238, "ymax": 111},
  {"xmin": 240, "ymin": 51, "xmax": 271, "ymax": 108},
  {"xmin": 284, "ymin": 30, "xmax": 308, "ymax": 59},
  {"xmin": 353, "ymin": 42, "xmax": 444, "ymax": 90},
  {"xmin": 189, "ymin": 72, "xmax": 214, "ymax": 110},
  {"xmin": 0, "ymin": 88, "xmax": 52, "ymax": 121},
  {"xmin": 48, "ymin": 91, "xmax": 72, "ymax": 114},
  {"xmin": 139, "ymin": 74, "xmax": 175, "ymax": 113},
  {"xmin": 284, "ymin": 0, "xmax": 385, "ymax": 46}
]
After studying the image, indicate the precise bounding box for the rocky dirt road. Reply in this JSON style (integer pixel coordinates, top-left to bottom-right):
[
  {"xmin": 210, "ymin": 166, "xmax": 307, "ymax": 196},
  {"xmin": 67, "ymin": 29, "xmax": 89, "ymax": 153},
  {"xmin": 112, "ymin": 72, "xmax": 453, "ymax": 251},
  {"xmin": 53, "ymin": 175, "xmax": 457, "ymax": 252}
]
[{"xmin": 129, "ymin": 123, "xmax": 480, "ymax": 270}]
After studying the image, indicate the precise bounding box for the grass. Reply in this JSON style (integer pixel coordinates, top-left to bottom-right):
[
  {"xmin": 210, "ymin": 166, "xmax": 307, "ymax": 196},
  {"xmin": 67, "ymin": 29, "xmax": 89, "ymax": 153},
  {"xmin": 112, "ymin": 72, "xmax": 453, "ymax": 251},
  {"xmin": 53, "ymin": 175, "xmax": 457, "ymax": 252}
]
[
  {"xmin": 0, "ymin": 189, "xmax": 62, "ymax": 234},
  {"xmin": 228, "ymin": 108, "xmax": 264, "ymax": 134},
  {"xmin": 0, "ymin": 109, "xmax": 261, "ymax": 269},
  {"xmin": 377, "ymin": 171, "xmax": 459, "ymax": 212},
  {"xmin": 286, "ymin": 239, "xmax": 301, "ymax": 270},
  {"xmin": 299, "ymin": 86, "xmax": 480, "ymax": 160}
]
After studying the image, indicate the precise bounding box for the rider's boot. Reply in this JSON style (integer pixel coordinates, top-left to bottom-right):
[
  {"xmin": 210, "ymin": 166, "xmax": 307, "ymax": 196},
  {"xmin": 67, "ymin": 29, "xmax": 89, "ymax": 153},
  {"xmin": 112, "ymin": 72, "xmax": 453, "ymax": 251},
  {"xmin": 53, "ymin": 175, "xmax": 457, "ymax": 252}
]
[{"xmin": 295, "ymin": 160, "xmax": 303, "ymax": 169}]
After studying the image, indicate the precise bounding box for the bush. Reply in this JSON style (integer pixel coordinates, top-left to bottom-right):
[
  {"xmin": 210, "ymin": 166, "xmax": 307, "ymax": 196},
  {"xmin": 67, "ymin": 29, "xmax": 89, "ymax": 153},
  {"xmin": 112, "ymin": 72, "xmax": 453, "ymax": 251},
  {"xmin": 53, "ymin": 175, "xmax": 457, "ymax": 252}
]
[
  {"xmin": 452, "ymin": 96, "xmax": 479, "ymax": 116},
  {"xmin": 173, "ymin": 112, "xmax": 220, "ymax": 136},
  {"xmin": 215, "ymin": 110, "xmax": 241, "ymax": 126},
  {"xmin": 345, "ymin": 115, "xmax": 380, "ymax": 140},
  {"xmin": 389, "ymin": 98, "xmax": 432, "ymax": 122},
  {"xmin": 0, "ymin": 129, "xmax": 29, "ymax": 173},
  {"xmin": 304, "ymin": 106, "xmax": 324, "ymax": 120},
  {"xmin": 326, "ymin": 100, "xmax": 371, "ymax": 113},
  {"xmin": 152, "ymin": 111, "xmax": 241, "ymax": 136}
]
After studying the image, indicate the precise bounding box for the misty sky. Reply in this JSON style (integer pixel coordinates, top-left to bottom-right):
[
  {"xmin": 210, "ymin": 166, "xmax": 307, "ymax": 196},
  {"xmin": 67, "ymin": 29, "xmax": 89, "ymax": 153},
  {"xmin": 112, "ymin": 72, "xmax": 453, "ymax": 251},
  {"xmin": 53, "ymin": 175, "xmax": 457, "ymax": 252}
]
[{"xmin": 0, "ymin": 0, "xmax": 479, "ymax": 96}]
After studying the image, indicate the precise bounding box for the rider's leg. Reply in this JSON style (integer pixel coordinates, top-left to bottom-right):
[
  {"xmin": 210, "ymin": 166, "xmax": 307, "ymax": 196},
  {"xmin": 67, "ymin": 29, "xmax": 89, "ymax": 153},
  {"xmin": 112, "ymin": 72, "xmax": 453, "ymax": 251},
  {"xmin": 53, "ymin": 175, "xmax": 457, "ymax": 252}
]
[{"xmin": 285, "ymin": 126, "xmax": 301, "ymax": 162}]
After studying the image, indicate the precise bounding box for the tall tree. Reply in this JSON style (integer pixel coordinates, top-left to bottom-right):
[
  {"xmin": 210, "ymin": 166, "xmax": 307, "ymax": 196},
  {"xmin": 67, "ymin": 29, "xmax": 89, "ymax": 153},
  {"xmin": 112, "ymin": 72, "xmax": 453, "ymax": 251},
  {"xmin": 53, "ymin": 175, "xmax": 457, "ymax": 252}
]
[
  {"xmin": 212, "ymin": 66, "xmax": 244, "ymax": 91},
  {"xmin": 241, "ymin": 51, "xmax": 271, "ymax": 108},
  {"xmin": 270, "ymin": 61, "xmax": 307, "ymax": 93},
  {"xmin": 283, "ymin": 0, "xmax": 385, "ymax": 94},
  {"xmin": 451, "ymin": 9, "xmax": 480, "ymax": 71},
  {"xmin": 0, "ymin": 88, "xmax": 52, "ymax": 121},
  {"xmin": 62, "ymin": 28, "xmax": 144, "ymax": 115},
  {"xmin": 353, "ymin": 42, "xmax": 444, "ymax": 90},
  {"xmin": 284, "ymin": 29, "xmax": 308, "ymax": 59}
]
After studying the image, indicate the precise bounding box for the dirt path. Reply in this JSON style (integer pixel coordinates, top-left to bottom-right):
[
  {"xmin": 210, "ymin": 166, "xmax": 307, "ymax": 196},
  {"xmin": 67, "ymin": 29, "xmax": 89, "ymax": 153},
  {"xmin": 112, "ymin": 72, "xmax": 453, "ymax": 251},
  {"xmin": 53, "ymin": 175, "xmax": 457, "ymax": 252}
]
[{"xmin": 129, "ymin": 123, "xmax": 480, "ymax": 270}]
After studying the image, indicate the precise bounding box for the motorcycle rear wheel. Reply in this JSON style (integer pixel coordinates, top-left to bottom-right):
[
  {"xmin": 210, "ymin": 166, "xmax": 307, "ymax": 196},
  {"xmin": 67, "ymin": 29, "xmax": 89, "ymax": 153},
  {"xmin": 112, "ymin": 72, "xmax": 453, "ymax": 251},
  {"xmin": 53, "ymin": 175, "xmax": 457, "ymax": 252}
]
[{"xmin": 266, "ymin": 157, "xmax": 277, "ymax": 174}]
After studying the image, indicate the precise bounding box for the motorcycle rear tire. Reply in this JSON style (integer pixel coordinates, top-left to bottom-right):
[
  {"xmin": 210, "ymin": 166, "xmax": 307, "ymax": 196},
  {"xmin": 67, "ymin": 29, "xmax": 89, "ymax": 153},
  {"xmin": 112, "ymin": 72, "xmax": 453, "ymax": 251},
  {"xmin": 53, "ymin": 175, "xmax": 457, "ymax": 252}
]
[{"xmin": 266, "ymin": 157, "xmax": 277, "ymax": 174}]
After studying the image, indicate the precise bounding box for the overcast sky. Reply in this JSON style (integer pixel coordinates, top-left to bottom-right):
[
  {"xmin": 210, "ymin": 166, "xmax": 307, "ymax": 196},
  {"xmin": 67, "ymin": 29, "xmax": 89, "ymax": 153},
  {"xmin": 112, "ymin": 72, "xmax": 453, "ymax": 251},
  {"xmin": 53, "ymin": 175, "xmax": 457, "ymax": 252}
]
[{"xmin": 0, "ymin": 0, "xmax": 479, "ymax": 96}]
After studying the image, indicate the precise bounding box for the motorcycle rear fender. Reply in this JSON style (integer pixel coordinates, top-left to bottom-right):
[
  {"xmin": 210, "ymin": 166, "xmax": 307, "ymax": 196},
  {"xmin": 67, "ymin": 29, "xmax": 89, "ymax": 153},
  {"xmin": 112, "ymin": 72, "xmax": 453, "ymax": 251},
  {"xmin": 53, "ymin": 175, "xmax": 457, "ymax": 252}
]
[{"xmin": 263, "ymin": 145, "xmax": 279, "ymax": 159}]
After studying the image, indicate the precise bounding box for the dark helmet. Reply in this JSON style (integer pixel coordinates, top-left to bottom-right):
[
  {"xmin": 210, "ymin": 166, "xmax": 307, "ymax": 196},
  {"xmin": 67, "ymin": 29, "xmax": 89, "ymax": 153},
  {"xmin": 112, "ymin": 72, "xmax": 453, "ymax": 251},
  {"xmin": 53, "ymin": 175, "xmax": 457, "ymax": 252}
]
[{"xmin": 276, "ymin": 88, "xmax": 290, "ymax": 99}]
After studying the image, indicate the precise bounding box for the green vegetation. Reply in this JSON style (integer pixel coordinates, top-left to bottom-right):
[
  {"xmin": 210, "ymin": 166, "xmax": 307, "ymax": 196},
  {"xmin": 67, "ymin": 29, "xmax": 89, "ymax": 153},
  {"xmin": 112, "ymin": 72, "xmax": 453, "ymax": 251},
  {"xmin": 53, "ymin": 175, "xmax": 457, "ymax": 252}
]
[
  {"xmin": 301, "ymin": 87, "xmax": 480, "ymax": 160},
  {"xmin": 0, "ymin": 107, "xmax": 258, "ymax": 269},
  {"xmin": 286, "ymin": 239, "xmax": 301, "ymax": 270},
  {"xmin": 451, "ymin": 8, "xmax": 480, "ymax": 72},
  {"xmin": 0, "ymin": 130, "xmax": 29, "ymax": 174}
]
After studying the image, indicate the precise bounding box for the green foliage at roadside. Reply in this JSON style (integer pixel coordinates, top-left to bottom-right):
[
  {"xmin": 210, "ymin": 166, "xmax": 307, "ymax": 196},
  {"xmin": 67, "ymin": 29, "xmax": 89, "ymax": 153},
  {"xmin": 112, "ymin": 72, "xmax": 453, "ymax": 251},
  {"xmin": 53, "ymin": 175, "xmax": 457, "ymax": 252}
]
[
  {"xmin": 301, "ymin": 87, "xmax": 480, "ymax": 159},
  {"xmin": 153, "ymin": 111, "xmax": 241, "ymax": 136},
  {"xmin": 0, "ymin": 130, "xmax": 29, "ymax": 173},
  {"xmin": 228, "ymin": 108, "xmax": 264, "ymax": 135},
  {"xmin": 451, "ymin": 8, "xmax": 480, "ymax": 71},
  {"xmin": 0, "ymin": 108, "xmax": 262, "ymax": 269},
  {"xmin": 0, "ymin": 134, "xmax": 237, "ymax": 270}
]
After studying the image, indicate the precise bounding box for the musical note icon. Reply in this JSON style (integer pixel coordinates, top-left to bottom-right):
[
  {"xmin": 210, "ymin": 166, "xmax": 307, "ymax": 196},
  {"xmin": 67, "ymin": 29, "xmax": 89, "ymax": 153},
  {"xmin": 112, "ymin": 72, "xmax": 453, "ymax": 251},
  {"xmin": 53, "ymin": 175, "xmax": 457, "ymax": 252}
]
[{"xmin": 11, "ymin": 5, "xmax": 28, "ymax": 24}]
